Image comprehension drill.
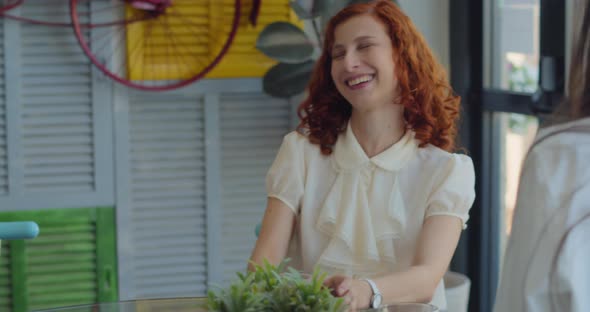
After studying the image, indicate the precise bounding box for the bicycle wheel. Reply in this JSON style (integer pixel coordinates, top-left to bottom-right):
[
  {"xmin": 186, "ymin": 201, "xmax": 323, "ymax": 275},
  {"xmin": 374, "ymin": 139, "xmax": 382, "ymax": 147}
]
[
  {"xmin": 70, "ymin": 0, "xmax": 241, "ymax": 91},
  {"xmin": 0, "ymin": 0, "xmax": 23, "ymax": 14}
]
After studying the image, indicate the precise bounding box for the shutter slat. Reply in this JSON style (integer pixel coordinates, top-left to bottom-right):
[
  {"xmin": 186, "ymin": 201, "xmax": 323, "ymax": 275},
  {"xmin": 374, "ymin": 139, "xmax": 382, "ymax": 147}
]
[
  {"xmin": 23, "ymin": 145, "xmax": 93, "ymax": 155},
  {"xmin": 25, "ymin": 155, "xmax": 92, "ymax": 166},
  {"xmin": 24, "ymin": 174, "xmax": 93, "ymax": 185},
  {"xmin": 23, "ymin": 95, "xmax": 92, "ymax": 105},
  {"xmin": 133, "ymin": 159, "xmax": 206, "ymax": 170},
  {"xmin": 133, "ymin": 194, "xmax": 205, "ymax": 206},
  {"xmin": 131, "ymin": 150, "xmax": 204, "ymax": 162},
  {"xmin": 23, "ymin": 125, "xmax": 92, "ymax": 136},
  {"xmin": 220, "ymin": 93, "xmax": 292, "ymax": 285},
  {"xmin": 128, "ymin": 101, "xmax": 201, "ymax": 111},
  {"xmin": 22, "ymin": 104, "xmax": 92, "ymax": 115},
  {"xmin": 136, "ymin": 284, "xmax": 206, "ymax": 299},
  {"xmin": 132, "ymin": 189, "xmax": 207, "ymax": 201},
  {"xmin": 222, "ymin": 167, "xmax": 268, "ymax": 178},
  {"xmin": 132, "ymin": 179, "xmax": 204, "ymax": 192},
  {"xmin": 127, "ymin": 95, "xmax": 207, "ymax": 298},
  {"xmin": 222, "ymin": 157, "xmax": 276, "ymax": 168},
  {"xmin": 222, "ymin": 136, "xmax": 283, "ymax": 149},
  {"xmin": 130, "ymin": 141, "xmax": 203, "ymax": 150},
  {"xmin": 21, "ymin": 65, "xmax": 91, "ymax": 76},
  {"xmin": 22, "ymin": 165, "xmax": 93, "ymax": 176},
  {"xmin": 24, "ymin": 185, "xmax": 93, "ymax": 193},
  {"xmin": 132, "ymin": 228, "xmax": 207, "ymax": 242},
  {"xmin": 135, "ymin": 265, "xmax": 206, "ymax": 279},
  {"xmin": 220, "ymin": 110, "xmax": 290, "ymax": 119},
  {"xmin": 22, "ymin": 36, "xmax": 84, "ymax": 46},
  {"xmin": 20, "ymin": 0, "xmax": 95, "ymax": 194},
  {"xmin": 23, "ymin": 52, "xmax": 88, "ymax": 66},
  {"xmin": 0, "ymin": 21, "xmax": 6, "ymax": 195},
  {"xmin": 22, "ymin": 115, "xmax": 92, "ymax": 126},
  {"xmin": 22, "ymin": 85, "xmax": 92, "ymax": 96},
  {"xmin": 131, "ymin": 132, "xmax": 203, "ymax": 142},
  {"xmin": 0, "ymin": 243, "xmax": 11, "ymax": 312},
  {"xmin": 133, "ymin": 243, "xmax": 207, "ymax": 259},
  {"xmin": 23, "ymin": 135, "xmax": 92, "ymax": 146},
  {"xmin": 131, "ymin": 169, "xmax": 204, "ymax": 181}
]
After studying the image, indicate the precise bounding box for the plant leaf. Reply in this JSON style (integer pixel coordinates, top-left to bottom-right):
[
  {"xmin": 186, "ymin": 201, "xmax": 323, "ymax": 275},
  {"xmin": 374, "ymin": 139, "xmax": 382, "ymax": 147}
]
[
  {"xmin": 263, "ymin": 61, "xmax": 315, "ymax": 98},
  {"xmin": 256, "ymin": 22, "xmax": 315, "ymax": 64},
  {"xmin": 290, "ymin": 0, "xmax": 315, "ymax": 19}
]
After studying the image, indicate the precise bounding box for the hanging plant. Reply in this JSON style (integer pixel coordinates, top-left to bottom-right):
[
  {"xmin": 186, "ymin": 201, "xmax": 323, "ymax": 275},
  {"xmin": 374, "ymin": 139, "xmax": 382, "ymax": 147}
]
[{"xmin": 256, "ymin": 0, "xmax": 400, "ymax": 98}]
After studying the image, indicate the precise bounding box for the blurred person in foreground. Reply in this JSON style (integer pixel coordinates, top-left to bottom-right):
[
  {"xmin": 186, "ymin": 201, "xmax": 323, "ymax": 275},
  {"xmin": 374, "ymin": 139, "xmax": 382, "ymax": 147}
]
[{"xmin": 494, "ymin": 0, "xmax": 590, "ymax": 311}]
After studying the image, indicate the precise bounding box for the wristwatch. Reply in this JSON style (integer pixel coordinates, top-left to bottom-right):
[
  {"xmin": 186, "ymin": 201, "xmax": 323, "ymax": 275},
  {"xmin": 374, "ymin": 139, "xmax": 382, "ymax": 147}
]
[{"xmin": 360, "ymin": 278, "xmax": 383, "ymax": 309}]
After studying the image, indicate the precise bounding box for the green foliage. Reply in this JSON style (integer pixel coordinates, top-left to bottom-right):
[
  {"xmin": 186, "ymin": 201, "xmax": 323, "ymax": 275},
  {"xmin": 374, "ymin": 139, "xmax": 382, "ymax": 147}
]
[{"xmin": 207, "ymin": 260, "xmax": 345, "ymax": 312}]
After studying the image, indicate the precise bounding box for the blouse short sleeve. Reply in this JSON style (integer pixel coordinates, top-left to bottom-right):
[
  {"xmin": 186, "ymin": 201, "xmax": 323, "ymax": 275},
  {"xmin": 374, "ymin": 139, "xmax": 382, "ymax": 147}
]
[
  {"xmin": 265, "ymin": 132, "xmax": 305, "ymax": 215},
  {"xmin": 425, "ymin": 154, "xmax": 476, "ymax": 229}
]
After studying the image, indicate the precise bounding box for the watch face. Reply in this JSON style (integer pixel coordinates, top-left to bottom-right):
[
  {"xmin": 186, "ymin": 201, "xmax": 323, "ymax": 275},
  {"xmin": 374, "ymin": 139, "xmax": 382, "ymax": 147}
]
[{"xmin": 373, "ymin": 294, "xmax": 383, "ymax": 308}]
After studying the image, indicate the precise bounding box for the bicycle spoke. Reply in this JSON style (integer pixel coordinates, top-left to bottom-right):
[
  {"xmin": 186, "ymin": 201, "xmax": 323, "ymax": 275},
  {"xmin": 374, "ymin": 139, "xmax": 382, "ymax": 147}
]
[
  {"xmin": 71, "ymin": 0, "xmax": 241, "ymax": 91},
  {"xmin": 164, "ymin": 8, "xmax": 208, "ymax": 73}
]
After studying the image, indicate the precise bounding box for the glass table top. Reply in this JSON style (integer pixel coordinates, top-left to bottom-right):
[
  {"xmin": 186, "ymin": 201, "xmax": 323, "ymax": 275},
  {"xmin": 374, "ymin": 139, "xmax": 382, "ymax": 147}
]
[
  {"xmin": 35, "ymin": 298, "xmax": 209, "ymax": 312},
  {"xmin": 35, "ymin": 297, "xmax": 439, "ymax": 312}
]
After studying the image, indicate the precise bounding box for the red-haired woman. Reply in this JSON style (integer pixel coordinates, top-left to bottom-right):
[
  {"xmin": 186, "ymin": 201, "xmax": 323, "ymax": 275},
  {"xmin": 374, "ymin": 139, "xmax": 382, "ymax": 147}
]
[{"xmin": 250, "ymin": 1, "xmax": 475, "ymax": 310}]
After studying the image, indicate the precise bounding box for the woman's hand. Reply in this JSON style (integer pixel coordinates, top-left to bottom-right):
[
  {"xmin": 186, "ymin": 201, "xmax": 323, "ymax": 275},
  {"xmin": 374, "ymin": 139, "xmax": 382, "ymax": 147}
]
[{"xmin": 324, "ymin": 275, "xmax": 372, "ymax": 311}]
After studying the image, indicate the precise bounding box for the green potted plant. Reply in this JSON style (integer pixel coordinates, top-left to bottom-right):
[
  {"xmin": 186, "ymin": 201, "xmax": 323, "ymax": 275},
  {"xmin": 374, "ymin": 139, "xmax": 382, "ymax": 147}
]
[
  {"xmin": 255, "ymin": 0, "xmax": 399, "ymax": 98},
  {"xmin": 207, "ymin": 260, "xmax": 346, "ymax": 312}
]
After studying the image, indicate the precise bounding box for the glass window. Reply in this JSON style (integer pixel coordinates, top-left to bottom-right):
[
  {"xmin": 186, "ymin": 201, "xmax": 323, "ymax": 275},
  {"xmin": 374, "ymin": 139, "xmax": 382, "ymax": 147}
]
[{"xmin": 486, "ymin": 0, "xmax": 540, "ymax": 264}]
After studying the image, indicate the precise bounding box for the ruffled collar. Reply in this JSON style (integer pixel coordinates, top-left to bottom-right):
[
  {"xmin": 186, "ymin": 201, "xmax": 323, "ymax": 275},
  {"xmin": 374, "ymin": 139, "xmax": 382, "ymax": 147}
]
[
  {"xmin": 315, "ymin": 122, "xmax": 419, "ymax": 277},
  {"xmin": 333, "ymin": 122, "xmax": 418, "ymax": 172}
]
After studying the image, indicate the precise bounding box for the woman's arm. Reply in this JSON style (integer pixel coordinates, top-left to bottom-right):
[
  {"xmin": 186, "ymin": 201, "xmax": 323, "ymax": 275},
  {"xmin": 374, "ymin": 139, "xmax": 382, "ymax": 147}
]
[
  {"xmin": 248, "ymin": 197, "xmax": 297, "ymax": 271},
  {"xmin": 326, "ymin": 215, "xmax": 462, "ymax": 309}
]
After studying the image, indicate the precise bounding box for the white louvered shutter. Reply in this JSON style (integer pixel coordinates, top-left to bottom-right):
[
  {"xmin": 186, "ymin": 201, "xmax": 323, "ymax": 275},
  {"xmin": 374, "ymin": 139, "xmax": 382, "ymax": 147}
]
[
  {"xmin": 126, "ymin": 94, "xmax": 208, "ymax": 299},
  {"xmin": 20, "ymin": 1, "xmax": 94, "ymax": 193},
  {"xmin": 0, "ymin": 21, "xmax": 6, "ymax": 196},
  {"xmin": 219, "ymin": 93, "xmax": 292, "ymax": 284},
  {"xmin": 0, "ymin": 0, "xmax": 112, "ymax": 209}
]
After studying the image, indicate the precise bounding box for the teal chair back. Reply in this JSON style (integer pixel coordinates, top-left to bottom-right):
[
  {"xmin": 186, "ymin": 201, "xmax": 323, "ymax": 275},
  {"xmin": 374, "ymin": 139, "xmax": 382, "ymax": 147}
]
[
  {"xmin": 0, "ymin": 221, "xmax": 39, "ymax": 256},
  {"xmin": 0, "ymin": 221, "xmax": 39, "ymax": 240}
]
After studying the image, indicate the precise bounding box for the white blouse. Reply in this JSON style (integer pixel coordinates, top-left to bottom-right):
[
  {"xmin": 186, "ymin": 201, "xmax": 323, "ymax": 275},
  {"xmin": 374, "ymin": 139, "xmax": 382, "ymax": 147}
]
[
  {"xmin": 494, "ymin": 117, "xmax": 590, "ymax": 312},
  {"xmin": 266, "ymin": 122, "xmax": 476, "ymax": 310}
]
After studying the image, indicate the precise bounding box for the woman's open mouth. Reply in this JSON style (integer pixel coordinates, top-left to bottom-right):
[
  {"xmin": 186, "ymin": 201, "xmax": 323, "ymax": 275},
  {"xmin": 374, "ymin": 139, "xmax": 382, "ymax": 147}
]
[{"xmin": 346, "ymin": 74, "xmax": 375, "ymax": 89}]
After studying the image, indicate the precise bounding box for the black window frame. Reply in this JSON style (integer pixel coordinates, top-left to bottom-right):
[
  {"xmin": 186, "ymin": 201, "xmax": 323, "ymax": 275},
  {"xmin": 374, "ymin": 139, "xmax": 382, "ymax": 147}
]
[{"xmin": 449, "ymin": 1, "xmax": 565, "ymax": 312}]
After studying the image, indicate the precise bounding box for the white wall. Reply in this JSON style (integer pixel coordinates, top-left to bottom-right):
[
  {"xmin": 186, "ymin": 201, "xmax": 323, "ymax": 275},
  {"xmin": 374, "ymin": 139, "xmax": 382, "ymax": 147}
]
[{"xmin": 399, "ymin": 0, "xmax": 451, "ymax": 71}]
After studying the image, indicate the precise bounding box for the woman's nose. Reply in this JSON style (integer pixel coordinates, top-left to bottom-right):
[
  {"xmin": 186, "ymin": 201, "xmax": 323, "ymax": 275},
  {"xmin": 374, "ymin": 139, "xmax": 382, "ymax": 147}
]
[{"xmin": 343, "ymin": 52, "xmax": 360, "ymax": 71}]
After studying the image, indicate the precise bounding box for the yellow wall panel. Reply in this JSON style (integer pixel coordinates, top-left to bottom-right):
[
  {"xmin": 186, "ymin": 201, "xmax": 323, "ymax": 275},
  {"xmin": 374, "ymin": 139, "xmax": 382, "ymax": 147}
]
[{"xmin": 126, "ymin": 0, "xmax": 303, "ymax": 81}]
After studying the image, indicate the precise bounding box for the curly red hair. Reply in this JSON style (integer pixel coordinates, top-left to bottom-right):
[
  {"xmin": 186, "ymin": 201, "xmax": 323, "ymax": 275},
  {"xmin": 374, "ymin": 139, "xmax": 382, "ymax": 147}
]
[{"xmin": 297, "ymin": 0, "xmax": 461, "ymax": 154}]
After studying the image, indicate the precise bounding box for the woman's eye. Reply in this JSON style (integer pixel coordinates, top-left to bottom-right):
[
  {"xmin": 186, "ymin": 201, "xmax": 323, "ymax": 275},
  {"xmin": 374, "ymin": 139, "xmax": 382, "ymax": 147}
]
[
  {"xmin": 359, "ymin": 44, "xmax": 372, "ymax": 50},
  {"xmin": 332, "ymin": 53, "xmax": 345, "ymax": 59}
]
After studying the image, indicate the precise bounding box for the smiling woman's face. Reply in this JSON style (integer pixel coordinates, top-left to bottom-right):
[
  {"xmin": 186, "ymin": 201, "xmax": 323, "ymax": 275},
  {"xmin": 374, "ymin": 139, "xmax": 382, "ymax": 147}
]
[{"xmin": 330, "ymin": 14, "xmax": 398, "ymax": 112}]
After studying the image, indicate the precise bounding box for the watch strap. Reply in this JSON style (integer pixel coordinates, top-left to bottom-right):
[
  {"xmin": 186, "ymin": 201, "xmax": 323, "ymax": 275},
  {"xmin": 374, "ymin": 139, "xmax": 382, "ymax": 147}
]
[{"xmin": 360, "ymin": 278, "xmax": 382, "ymax": 308}]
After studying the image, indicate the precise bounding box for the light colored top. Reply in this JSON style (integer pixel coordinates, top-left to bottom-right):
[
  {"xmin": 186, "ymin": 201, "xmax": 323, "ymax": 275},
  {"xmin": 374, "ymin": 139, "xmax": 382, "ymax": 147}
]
[
  {"xmin": 494, "ymin": 117, "xmax": 590, "ymax": 312},
  {"xmin": 266, "ymin": 122, "xmax": 476, "ymax": 310}
]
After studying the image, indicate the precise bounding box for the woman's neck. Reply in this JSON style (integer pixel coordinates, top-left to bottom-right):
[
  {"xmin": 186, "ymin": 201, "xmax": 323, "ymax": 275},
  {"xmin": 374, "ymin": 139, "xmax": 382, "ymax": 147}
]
[{"xmin": 350, "ymin": 105, "xmax": 406, "ymax": 158}]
